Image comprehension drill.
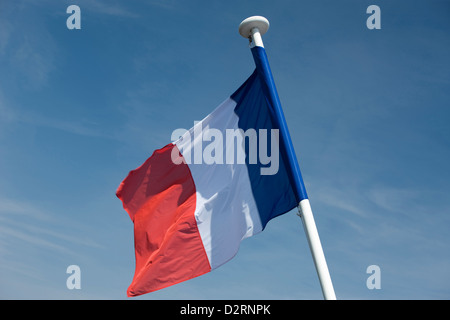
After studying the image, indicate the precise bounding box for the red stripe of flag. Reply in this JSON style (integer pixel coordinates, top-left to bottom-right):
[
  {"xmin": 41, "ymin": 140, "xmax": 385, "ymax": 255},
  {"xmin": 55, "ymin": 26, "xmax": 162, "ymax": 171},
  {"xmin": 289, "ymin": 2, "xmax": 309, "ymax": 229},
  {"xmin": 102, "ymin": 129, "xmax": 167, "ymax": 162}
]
[{"xmin": 116, "ymin": 143, "xmax": 211, "ymax": 297}]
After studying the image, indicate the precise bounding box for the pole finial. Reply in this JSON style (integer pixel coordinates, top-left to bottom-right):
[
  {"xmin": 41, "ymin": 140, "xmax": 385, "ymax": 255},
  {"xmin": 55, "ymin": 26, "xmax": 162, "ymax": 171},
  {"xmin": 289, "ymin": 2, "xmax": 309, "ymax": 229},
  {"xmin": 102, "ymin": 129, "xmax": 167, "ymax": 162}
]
[{"xmin": 238, "ymin": 16, "xmax": 270, "ymax": 39}]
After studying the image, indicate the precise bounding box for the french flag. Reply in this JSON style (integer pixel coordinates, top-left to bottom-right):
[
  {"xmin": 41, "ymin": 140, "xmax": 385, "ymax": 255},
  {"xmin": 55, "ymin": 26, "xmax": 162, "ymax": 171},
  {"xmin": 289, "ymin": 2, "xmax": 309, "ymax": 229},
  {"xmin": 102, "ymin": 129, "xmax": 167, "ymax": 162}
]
[{"xmin": 116, "ymin": 46, "xmax": 303, "ymax": 297}]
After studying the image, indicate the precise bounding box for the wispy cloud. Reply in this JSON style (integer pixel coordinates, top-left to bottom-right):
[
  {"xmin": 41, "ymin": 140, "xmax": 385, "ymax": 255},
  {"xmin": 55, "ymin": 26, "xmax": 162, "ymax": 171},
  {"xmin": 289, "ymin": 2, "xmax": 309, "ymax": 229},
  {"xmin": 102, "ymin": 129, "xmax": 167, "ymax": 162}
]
[
  {"xmin": 0, "ymin": 93, "xmax": 115, "ymax": 140},
  {"xmin": 0, "ymin": 90, "xmax": 14, "ymax": 126},
  {"xmin": 0, "ymin": 18, "xmax": 12, "ymax": 55},
  {"xmin": 18, "ymin": 112, "xmax": 115, "ymax": 140},
  {"xmin": 316, "ymin": 185, "xmax": 369, "ymax": 218},
  {"xmin": 142, "ymin": 0, "xmax": 179, "ymax": 10},
  {"xmin": 0, "ymin": 197, "xmax": 51, "ymax": 221},
  {"xmin": 0, "ymin": 197, "xmax": 103, "ymax": 251},
  {"xmin": 0, "ymin": 197, "xmax": 104, "ymax": 284},
  {"xmin": 13, "ymin": 35, "xmax": 56, "ymax": 87},
  {"xmin": 0, "ymin": 2, "xmax": 58, "ymax": 89},
  {"xmin": 74, "ymin": 0, "xmax": 139, "ymax": 18},
  {"xmin": 0, "ymin": 191, "xmax": 127, "ymax": 299}
]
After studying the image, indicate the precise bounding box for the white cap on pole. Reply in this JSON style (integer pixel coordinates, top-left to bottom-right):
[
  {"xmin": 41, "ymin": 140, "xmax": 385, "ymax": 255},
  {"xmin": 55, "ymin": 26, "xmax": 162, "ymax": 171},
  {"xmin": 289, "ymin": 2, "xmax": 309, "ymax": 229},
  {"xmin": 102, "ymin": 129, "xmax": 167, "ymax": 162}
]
[{"xmin": 238, "ymin": 16, "xmax": 269, "ymax": 48}]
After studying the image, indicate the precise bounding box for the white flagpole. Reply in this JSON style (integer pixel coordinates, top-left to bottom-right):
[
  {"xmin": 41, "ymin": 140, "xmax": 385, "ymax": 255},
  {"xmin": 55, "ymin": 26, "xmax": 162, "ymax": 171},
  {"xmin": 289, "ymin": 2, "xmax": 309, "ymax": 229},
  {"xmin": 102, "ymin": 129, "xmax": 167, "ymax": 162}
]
[
  {"xmin": 239, "ymin": 16, "xmax": 336, "ymax": 300},
  {"xmin": 298, "ymin": 199, "xmax": 336, "ymax": 300}
]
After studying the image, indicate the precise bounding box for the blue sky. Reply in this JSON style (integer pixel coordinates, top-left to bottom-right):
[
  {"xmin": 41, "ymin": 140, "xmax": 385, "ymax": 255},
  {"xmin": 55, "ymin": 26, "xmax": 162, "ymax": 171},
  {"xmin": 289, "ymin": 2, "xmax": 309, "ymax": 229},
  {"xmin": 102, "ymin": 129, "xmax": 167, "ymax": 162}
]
[{"xmin": 1, "ymin": 0, "xmax": 449, "ymax": 299}]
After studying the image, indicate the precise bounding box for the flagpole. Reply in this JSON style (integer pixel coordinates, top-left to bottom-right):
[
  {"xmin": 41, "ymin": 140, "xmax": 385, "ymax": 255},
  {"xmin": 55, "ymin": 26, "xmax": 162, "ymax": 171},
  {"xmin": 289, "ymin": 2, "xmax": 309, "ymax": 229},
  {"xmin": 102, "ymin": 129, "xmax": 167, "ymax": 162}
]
[{"xmin": 238, "ymin": 16, "xmax": 336, "ymax": 300}]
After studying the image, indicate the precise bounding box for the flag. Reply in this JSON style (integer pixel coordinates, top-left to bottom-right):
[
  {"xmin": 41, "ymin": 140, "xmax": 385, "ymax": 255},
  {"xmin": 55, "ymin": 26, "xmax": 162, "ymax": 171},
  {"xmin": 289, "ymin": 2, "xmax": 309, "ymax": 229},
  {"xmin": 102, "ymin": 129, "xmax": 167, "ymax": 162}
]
[{"xmin": 117, "ymin": 60, "xmax": 299, "ymax": 297}]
